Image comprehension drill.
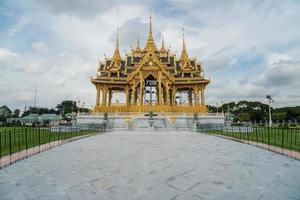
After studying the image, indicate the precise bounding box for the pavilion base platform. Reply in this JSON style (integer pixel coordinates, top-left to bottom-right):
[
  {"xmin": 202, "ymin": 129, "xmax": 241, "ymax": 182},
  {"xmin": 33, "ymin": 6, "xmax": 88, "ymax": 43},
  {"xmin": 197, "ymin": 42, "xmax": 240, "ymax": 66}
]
[{"xmin": 77, "ymin": 112, "xmax": 225, "ymax": 131}]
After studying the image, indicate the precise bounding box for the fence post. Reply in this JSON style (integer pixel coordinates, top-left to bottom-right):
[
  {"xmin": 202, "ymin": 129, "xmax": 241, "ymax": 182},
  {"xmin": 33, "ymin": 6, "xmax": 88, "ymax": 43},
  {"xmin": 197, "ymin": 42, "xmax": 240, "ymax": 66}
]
[
  {"xmin": 247, "ymin": 126, "xmax": 249, "ymax": 144},
  {"xmin": 38, "ymin": 127, "xmax": 41, "ymax": 152},
  {"xmin": 13, "ymin": 128, "xmax": 16, "ymax": 148},
  {"xmin": 281, "ymin": 128, "xmax": 284, "ymax": 153},
  {"xmin": 9, "ymin": 130, "xmax": 12, "ymax": 155},
  {"xmin": 4, "ymin": 130, "xmax": 7, "ymax": 148},
  {"xmin": 289, "ymin": 128, "xmax": 292, "ymax": 151},
  {"xmin": 0, "ymin": 131, "xmax": 2, "ymax": 158},
  {"xmin": 255, "ymin": 127, "xmax": 258, "ymax": 146},
  {"xmin": 25, "ymin": 128, "xmax": 28, "ymax": 152},
  {"xmin": 267, "ymin": 127, "xmax": 270, "ymax": 150},
  {"xmin": 18, "ymin": 129, "xmax": 21, "ymax": 152},
  {"xmin": 48, "ymin": 127, "xmax": 51, "ymax": 145}
]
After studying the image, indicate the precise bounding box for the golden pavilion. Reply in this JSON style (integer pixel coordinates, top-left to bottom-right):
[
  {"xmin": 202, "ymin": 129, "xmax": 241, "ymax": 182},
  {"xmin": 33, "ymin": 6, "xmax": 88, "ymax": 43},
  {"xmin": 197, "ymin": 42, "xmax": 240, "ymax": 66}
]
[{"xmin": 91, "ymin": 13, "xmax": 210, "ymax": 113}]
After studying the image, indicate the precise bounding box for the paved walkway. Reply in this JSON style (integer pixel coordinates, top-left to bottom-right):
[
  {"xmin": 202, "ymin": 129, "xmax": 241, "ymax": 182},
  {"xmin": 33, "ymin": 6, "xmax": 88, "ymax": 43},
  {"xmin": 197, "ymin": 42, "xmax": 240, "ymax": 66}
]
[{"xmin": 0, "ymin": 131, "xmax": 299, "ymax": 200}]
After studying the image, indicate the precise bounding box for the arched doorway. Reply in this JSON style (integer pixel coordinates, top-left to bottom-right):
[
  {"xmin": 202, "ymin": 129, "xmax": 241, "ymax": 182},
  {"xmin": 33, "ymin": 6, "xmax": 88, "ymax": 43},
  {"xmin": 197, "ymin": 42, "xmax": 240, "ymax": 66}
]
[{"xmin": 144, "ymin": 74, "xmax": 157, "ymax": 105}]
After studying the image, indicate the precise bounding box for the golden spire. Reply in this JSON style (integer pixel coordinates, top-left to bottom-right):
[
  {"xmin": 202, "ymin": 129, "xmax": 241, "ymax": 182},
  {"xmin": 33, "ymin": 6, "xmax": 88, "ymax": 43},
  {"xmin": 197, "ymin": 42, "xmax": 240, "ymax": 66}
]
[
  {"xmin": 179, "ymin": 28, "xmax": 192, "ymax": 69},
  {"xmin": 180, "ymin": 28, "xmax": 188, "ymax": 60},
  {"xmin": 135, "ymin": 30, "xmax": 142, "ymax": 53},
  {"xmin": 160, "ymin": 29, "xmax": 166, "ymax": 53},
  {"xmin": 144, "ymin": 9, "xmax": 157, "ymax": 52},
  {"xmin": 109, "ymin": 28, "xmax": 122, "ymax": 70}
]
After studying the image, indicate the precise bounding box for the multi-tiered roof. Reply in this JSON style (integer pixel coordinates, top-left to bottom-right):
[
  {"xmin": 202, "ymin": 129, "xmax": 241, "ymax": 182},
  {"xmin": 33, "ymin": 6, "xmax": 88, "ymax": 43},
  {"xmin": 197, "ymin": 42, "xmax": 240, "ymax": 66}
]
[{"xmin": 96, "ymin": 14, "xmax": 206, "ymax": 80}]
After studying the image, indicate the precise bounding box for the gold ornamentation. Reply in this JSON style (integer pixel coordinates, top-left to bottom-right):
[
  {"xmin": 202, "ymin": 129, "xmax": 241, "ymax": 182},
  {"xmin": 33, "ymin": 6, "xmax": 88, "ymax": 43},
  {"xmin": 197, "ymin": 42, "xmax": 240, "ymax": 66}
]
[{"xmin": 91, "ymin": 10, "xmax": 209, "ymax": 113}]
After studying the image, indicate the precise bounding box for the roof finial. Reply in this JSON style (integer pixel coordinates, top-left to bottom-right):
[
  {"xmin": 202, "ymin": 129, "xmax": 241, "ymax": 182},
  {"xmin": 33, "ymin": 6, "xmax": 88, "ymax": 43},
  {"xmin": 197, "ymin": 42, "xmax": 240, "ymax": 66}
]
[
  {"xmin": 161, "ymin": 29, "xmax": 165, "ymax": 48},
  {"xmin": 160, "ymin": 29, "xmax": 166, "ymax": 53},
  {"xmin": 137, "ymin": 30, "xmax": 140, "ymax": 48},
  {"xmin": 116, "ymin": 28, "xmax": 119, "ymax": 48},
  {"xmin": 149, "ymin": 9, "xmax": 152, "ymax": 34},
  {"xmin": 179, "ymin": 27, "xmax": 191, "ymax": 69},
  {"xmin": 182, "ymin": 28, "xmax": 186, "ymax": 50},
  {"xmin": 109, "ymin": 28, "xmax": 122, "ymax": 70},
  {"xmin": 143, "ymin": 9, "xmax": 157, "ymax": 51}
]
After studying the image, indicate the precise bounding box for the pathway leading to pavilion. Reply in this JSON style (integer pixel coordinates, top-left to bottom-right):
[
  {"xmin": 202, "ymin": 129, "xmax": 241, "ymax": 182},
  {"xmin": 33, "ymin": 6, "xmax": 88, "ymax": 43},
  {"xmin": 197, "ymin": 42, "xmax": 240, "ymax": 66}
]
[{"xmin": 0, "ymin": 131, "xmax": 299, "ymax": 200}]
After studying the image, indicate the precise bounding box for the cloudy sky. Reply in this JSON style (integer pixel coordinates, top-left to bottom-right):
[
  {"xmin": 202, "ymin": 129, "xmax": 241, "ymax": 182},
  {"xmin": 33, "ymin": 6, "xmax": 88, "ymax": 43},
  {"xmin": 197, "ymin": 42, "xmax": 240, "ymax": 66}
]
[{"xmin": 0, "ymin": 0, "xmax": 300, "ymax": 111}]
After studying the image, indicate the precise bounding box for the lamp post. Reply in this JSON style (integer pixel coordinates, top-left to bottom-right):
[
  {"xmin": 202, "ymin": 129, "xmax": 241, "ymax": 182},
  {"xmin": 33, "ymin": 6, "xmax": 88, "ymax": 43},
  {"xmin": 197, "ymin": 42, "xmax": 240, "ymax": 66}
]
[{"xmin": 266, "ymin": 95, "xmax": 274, "ymax": 127}]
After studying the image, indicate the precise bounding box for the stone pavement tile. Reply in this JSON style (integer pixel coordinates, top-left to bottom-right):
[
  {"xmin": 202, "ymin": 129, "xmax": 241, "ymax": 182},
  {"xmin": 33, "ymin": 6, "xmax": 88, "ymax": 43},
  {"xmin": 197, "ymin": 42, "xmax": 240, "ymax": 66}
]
[
  {"xmin": 151, "ymin": 169, "xmax": 175, "ymax": 183},
  {"xmin": 51, "ymin": 173, "xmax": 85, "ymax": 191},
  {"xmin": 174, "ymin": 192, "xmax": 203, "ymax": 200},
  {"xmin": 80, "ymin": 168, "xmax": 106, "ymax": 182},
  {"xmin": 90, "ymin": 176, "xmax": 122, "ymax": 191},
  {"xmin": 64, "ymin": 182, "xmax": 109, "ymax": 200},
  {"xmin": 69, "ymin": 163, "xmax": 97, "ymax": 174},
  {"xmin": 260, "ymin": 191, "xmax": 295, "ymax": 200},
  {"xmin": 166, "ymin": 175, "xmax": 204, "ymax": 191},
  {"xmin": 44, "ymin": 168, "xmax": 72, "ymax": 181},
  {"xmin": 1, "ymin": 190, "xmax": 27, "ymax": 200},
  {"xmin": 277, "ymin": 174, "xmax": 300, "ymax": 188},
  {"xmin": 4, "ymin": 162, "xmax": 31, "ymax": 176},
  {"xmin": 0, "ymin": 172, "xmax": 11, "ymax": 184},
  {"xmin": 203, "ymin": 174, "xmax": 236, "ymax": 190},
  {"xmin": 214, "ymin": 191, "xmax": 249, "ymax": 200},
  {"xmin": 9, "ymin": 168, "xmax": 38, "ymax": 182},
  {"xmin": 21, "ymin": 182, "xmax": 57, "ymax": 199},
  {"xmin": 241, "ymin": 172, "xmax": 275, "ymax": 188},
  {"xmin": 0, "ymin": 181, "xmax": 18, "ymax": 197},
  {"xmin": 188, "ymin": 180, "xmax": 227, "ymax": 200},
  {"xmin": 129, "ymin": 174, "xmax": 159, "ymax": 190},
  {"xmin": 107, "ymin": 185, "xmax": 138, "ymax": 200},
  {"xmin": 228, "ymin": 183, "xmax": 265, "ymax": 200},
  {"xmin": 14, "ymin": 174, "xmax": 47, "ymax": 188},
  {"xmin": 147, "ymin": 183, "xmax": 181, "ymax": 200},
  {"xmin": 36, "ymin": 193, "xmax": 69, "ymax": 200},
  {"xmin": 265, "ymin": 182, "xmax": 300, "ymax": 200},
  {"xmin": 163, "ymin": 164, "xmax": 192, "ymax": 177}
]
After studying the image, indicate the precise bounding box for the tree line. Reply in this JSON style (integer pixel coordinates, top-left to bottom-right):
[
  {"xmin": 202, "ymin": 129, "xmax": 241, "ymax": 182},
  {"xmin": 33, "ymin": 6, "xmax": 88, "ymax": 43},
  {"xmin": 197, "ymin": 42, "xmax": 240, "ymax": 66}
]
[
  {"xmin": 208, "ymin": 101, "xmax": 300, "ymax": 122},
  {"xmin": 0, "ymin": 100, "xmax": 91, "ymax": 123}
]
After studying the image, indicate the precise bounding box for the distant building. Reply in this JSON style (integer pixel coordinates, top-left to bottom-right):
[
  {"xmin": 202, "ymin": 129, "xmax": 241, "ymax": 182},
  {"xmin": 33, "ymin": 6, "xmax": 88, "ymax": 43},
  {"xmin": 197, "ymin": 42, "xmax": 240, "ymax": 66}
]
[{"xmin": 7, "ymin": 114, "xmax": 62, "ymax": 126}]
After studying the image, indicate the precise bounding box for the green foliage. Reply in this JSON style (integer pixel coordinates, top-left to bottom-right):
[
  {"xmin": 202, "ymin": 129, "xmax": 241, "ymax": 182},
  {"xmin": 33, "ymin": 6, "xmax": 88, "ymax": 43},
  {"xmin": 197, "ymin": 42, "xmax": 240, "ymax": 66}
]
[
  {"xmin": 22, "ymin": 107, "xmax": 57, "ymax": 117},
  {"xmin": 208, "ymin": 101, "xmax": 300, "ymax": 122},
  {"xmin": 56, "ymin": 100, "xmax": 78, "ymax": 115},
  {"xmin": 13, "ymin": 109, "xmax": 20, "ymax": 118},
  {"xmin": 0, "ymin": 105, "xmax": 12, "ymax": 123}
]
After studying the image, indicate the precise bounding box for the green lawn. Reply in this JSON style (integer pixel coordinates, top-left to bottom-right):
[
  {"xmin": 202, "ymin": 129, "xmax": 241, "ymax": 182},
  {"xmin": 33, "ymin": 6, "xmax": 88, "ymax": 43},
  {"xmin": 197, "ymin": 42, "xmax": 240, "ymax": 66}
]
[
  {"xmin": 0, "ymin": 126, "xmax": 105, "ymax": 157},
  {"xmin": 198, "ymin": 126, "xmax": 300, "ymax": 152}
]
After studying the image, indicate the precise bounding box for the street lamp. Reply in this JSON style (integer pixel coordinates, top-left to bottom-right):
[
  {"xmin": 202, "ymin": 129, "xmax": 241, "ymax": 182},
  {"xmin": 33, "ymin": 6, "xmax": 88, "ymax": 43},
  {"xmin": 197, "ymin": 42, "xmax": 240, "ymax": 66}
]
[{"xmin": 266, "ymin": 95, "xmax": 274, "ymax": 127}]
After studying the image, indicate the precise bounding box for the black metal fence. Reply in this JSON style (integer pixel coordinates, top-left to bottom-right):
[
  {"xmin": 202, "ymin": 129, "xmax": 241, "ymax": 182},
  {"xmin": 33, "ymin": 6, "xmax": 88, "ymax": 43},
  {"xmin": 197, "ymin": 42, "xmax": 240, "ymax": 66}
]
[
  {"xmin": 197, "ymin": 124, "xmax": 300, "ymax": 160},
  {"xmin": 0, "ymin": 124, "xmax": 108, "ymax": 168}
]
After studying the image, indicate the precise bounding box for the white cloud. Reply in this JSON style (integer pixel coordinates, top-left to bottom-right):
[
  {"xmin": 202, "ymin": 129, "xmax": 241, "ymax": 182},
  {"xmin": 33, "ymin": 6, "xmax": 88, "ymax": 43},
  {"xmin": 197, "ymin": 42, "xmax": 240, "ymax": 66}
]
[
  {"xmin": 258, "ymin": 54, "xmax": 300, "ymax": 86},
  {"xmin": 7, "ymin": 15, "xmax": 31, "ymax": 36},
  {"xmin": 31, "ymin": 42, "xmax": 49, "ymax": 52},
  {"xmin": 0, "ymin": 48, "xmax": 18, "ymax": 60},
  {"xmin": 53, "ymin": 77, "xmax": 65, "ymax": 86}
]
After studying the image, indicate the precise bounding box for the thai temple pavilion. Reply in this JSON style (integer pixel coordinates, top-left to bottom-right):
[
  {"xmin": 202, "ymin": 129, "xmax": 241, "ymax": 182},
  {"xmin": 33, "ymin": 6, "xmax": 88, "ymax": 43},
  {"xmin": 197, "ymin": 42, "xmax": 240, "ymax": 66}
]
[{"xmin": 91, "ymin": 13, "xmax": 210, "ymax": 113}]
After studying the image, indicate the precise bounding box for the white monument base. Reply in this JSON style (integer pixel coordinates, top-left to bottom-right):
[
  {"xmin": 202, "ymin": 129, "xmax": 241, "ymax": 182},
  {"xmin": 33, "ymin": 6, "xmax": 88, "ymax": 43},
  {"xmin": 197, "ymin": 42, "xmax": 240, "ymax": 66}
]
[{"xmin": 77, "ymin": 112, "xmax": 225, "ymax": 131}]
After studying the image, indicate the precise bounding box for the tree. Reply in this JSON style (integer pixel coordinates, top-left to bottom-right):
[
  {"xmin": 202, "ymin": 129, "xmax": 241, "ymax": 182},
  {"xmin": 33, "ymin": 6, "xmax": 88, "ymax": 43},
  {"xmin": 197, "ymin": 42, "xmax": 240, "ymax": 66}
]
[
  {"xmin": 0, "ymin": 105, "xmax": 12, "ymax": 123},
  {"xmin": 13, "ymin": 109, "xmax": 20, "ymax": 118},
  {"xmin": 239, "ymin": 113, "xmax": 251, "ymax": 122},
  {"xmin": 56, "ymin": 100, "xmax": 78, "ymax": 115},
  {"xmin": 22, "ymin": 107, "xmax": 57, "ymax": 117}
]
